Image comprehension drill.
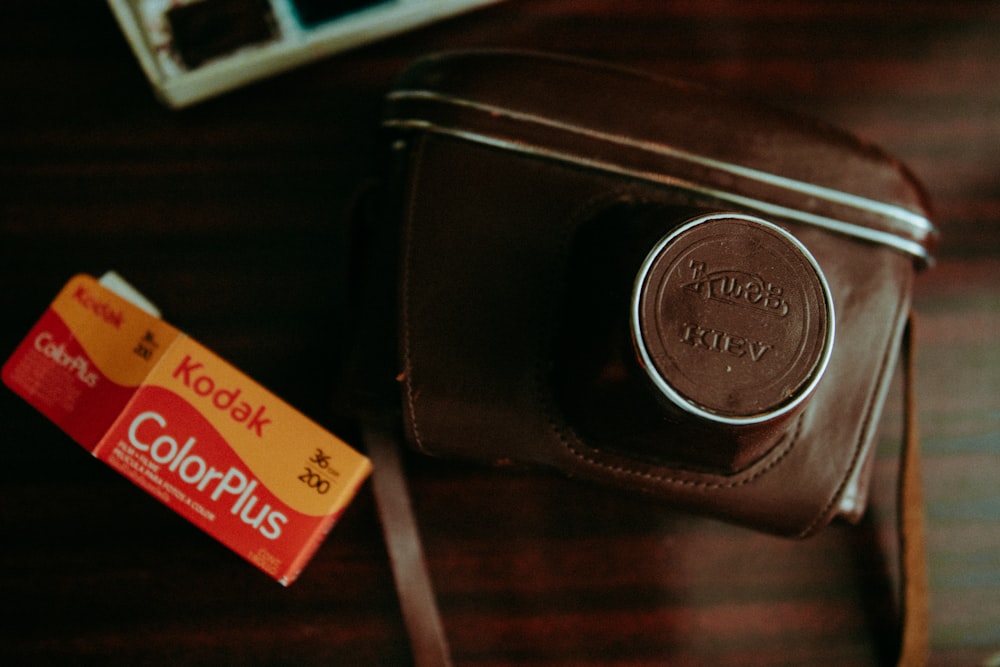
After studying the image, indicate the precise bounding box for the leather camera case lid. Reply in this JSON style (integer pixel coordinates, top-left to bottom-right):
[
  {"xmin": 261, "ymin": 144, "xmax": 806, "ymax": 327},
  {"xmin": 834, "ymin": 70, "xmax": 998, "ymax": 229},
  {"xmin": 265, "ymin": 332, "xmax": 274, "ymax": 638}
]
[{"xmin": 383, "ymin": 51, "xmax": 936, "ymax": 536}]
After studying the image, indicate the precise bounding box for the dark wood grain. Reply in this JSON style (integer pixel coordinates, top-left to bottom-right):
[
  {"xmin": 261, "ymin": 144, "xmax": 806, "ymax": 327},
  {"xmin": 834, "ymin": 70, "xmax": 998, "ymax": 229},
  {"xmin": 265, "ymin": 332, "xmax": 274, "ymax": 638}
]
[{"xmin": 2, "ymin": 2, "xmax": 999, "ymax": 665}]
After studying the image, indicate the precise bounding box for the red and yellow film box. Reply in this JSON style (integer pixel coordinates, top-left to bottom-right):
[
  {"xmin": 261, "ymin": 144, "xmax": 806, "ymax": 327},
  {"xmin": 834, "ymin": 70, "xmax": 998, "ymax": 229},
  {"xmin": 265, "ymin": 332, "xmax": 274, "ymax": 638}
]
[{"xmin": 3, "ymin": 273, "xmax": 371, "ymax": 585}]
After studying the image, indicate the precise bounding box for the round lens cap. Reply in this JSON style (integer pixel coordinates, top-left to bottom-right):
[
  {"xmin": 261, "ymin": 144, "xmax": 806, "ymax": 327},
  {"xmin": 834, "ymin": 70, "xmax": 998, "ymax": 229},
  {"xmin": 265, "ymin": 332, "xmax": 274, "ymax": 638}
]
[{"xmin": 632, "ymin": 213, "xmax": 834, "ymax": 423}]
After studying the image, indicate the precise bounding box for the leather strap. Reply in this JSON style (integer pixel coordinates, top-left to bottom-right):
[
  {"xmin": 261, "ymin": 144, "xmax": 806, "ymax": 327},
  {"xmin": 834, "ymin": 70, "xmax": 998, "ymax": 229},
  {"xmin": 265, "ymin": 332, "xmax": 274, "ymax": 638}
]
[
  {"xmin": 346, "ymin": 179, "xmax": 453, "ymax": 667},
  {"xmin": 367, "ymin": 316, "xmax": 929, "ymax": 666},
  {"xmin": 367, "ymin": 415, "xmax": 453, "ymax": 667},
  {"xmin": 898, "ymin": 315, "xmax": 930, "ymax": 665}
]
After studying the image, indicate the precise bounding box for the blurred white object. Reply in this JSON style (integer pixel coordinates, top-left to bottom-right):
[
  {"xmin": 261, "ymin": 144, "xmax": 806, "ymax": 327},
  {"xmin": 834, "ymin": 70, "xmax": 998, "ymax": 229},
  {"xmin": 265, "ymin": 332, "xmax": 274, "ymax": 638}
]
[{"xmin": 108, "ymin": 0, "xmax": 502, "ymax": 108}]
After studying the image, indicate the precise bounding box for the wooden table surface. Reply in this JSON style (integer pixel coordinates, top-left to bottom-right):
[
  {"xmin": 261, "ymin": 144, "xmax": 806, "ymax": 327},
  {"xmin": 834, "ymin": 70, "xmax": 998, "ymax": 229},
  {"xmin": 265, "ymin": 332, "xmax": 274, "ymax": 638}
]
[{"xmin": 2, "ymin": 2, "xmax": 998, "ymax": 665}]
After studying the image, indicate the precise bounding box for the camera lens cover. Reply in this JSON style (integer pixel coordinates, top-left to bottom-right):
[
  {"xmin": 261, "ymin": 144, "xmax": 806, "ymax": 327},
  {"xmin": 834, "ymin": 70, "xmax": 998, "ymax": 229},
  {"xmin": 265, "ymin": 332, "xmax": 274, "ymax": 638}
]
[{"xmin": 632, "ymin": 213, "xmax": 834, "ymax": 424}]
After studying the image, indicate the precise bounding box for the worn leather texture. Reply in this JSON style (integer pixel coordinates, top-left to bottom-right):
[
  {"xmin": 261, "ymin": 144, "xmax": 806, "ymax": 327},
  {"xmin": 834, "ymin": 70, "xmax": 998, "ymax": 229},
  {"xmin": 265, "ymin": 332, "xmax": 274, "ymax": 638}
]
[{"xmin": 383, "ymin": 51, "xmax": 935, "ymax": 536}]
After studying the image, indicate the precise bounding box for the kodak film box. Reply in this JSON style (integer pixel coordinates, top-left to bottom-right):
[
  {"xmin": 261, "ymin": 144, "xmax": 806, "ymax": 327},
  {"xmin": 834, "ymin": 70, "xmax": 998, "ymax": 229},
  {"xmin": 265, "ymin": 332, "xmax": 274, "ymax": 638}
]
[{"xmin": 3, "ymin": 273, "xmax": 371, "ymax": 585}]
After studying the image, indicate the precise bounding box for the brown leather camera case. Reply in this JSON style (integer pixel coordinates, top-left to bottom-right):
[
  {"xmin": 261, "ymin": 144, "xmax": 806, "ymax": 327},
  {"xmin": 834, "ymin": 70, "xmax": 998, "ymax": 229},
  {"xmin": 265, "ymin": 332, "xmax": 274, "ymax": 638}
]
[{"xmin": 382, "ymin": 51, "xmax": 936, "ymax": 537}]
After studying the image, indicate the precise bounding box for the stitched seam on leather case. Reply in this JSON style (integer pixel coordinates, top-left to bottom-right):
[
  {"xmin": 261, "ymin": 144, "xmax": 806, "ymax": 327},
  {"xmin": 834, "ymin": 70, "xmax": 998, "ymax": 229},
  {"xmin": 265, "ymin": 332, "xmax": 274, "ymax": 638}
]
[
  {"xmin": 542, "ymin": 376, "xmax": 804, "ymax": 490},
  {"xmin": 400, "ymin": 137, "xmax": 428, "ymax": 454}
]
